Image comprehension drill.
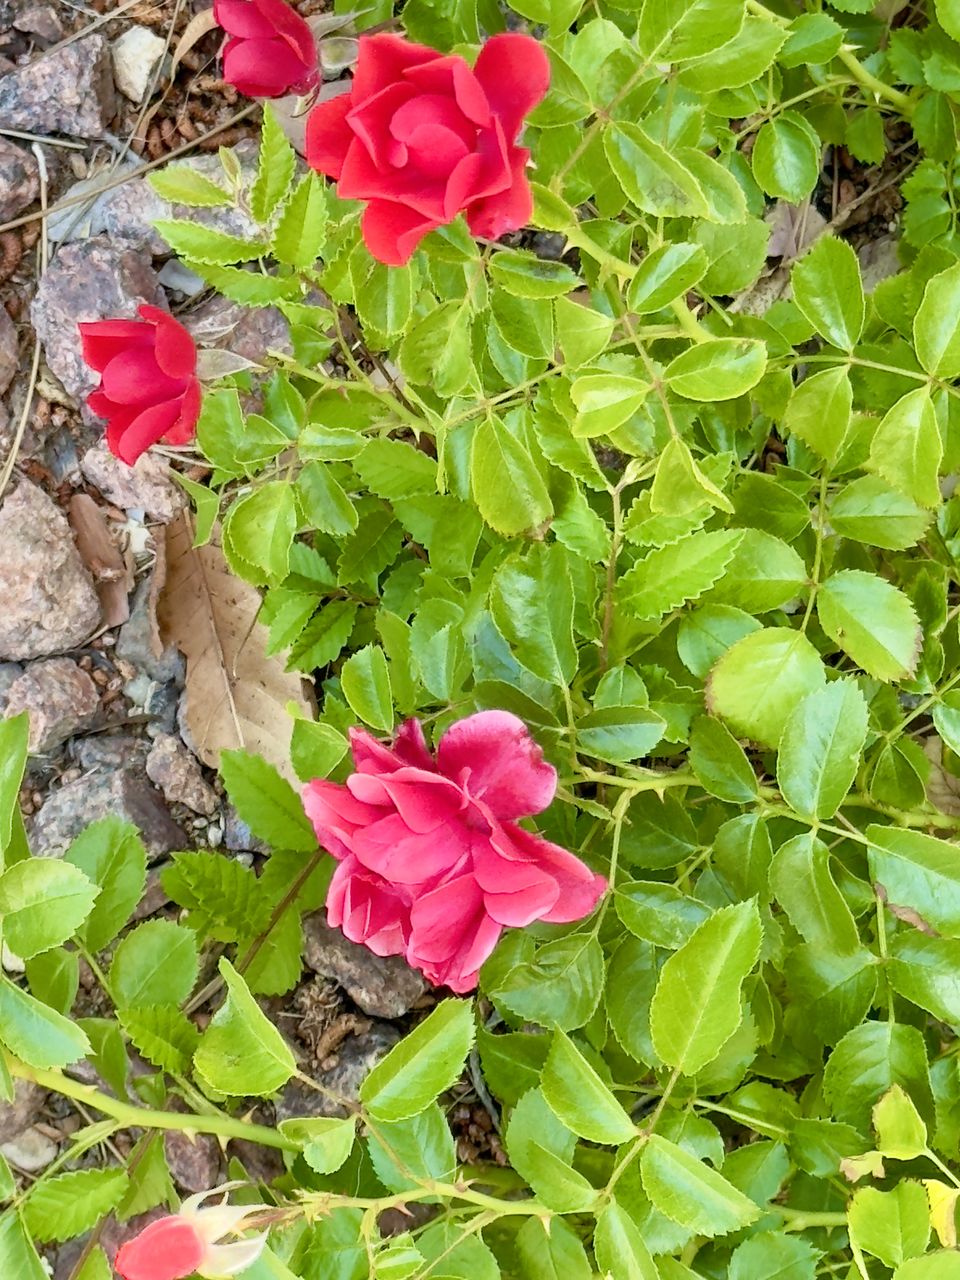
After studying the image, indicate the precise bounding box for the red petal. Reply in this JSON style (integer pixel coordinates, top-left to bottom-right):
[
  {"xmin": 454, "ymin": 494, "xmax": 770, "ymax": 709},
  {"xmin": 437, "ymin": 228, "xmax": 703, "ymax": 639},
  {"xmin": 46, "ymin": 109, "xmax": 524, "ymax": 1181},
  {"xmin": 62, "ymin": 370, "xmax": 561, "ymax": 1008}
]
[
  {"xmin": 78, "ymin": 319, "xmax": 152, "ymax": 373},
  {"xmin": 305, "ymin": 92, "xmax": 353, "ymax": 179},
  {"xmin": 351, "ymin": 32, "xmax": 438, "ymax": 101},
  {"xmin": 149, "ymin": 310, "xmax": 196, "ymax": 380},
  {"xmin": 348, "ymin": 82, "xmax": 415, "ymax": 168},
  {"xmin": 213, "ymin": 0, "xmax": 277, "ymax": 38},
  {"xmin": 111, "ymin": 399, "xmax": 183, "ymax": 466},
  {"xmin": 114, "ymin": 1217, "xmax": 204, "ymax": 1280},
  {"xmin": 404, "ymin": 55, "xmax": 491, "ymax": 126},
  {"xmin": 338, "ymin": 142, "xmax": 446, "ymax": 220},
  {"xmin": 436, "ymin": 710, "xmax": 556, "ymax": 820},
  {"xmin": 163, "ymin": 379, "xmax": 201, "ymax": 445},
  {"xmin": 360, "ymin": 199, "xmax": 440, "ymax": 265},
  {"xmin": 473, "ymin": 34, "xmax": 550, "ymax": 141},
  {"xmin": 498, "ymin": 823, "xmax": 607, "ymax": 924},
  {"xmin": 221, "ymin": 37, "xmax": 311, "ymax": 97},
  {"xmin": 101, "ymin": 349, "xmax": 185, "ymax": 406},
  {"xmin": 253, "ymin": 0, "xmax": 316, "ymax": 66},
  {"xmin": 466, "ymin": 146, "xmax": 532, "ymax": 240}
]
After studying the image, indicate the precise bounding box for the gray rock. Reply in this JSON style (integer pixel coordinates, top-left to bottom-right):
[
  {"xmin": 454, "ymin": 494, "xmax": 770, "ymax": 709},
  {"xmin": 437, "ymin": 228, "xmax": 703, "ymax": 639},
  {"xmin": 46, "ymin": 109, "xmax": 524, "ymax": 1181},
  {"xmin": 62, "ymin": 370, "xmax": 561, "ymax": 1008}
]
[
  {"xmin": 146, "ymin": 733, "xmax": 217, "ymax": 816},
  {"xmin": 0, "ymin": 1079, "xmax": 43, "ymax": 1143},
  {"xmin": 13, "ymin": 4, "xmax": 64, "ymax": 41},
  {"xmin": 0, "ymin": 307, "xmax": 16, "ymax": 396},
  {"xmin": 72, "ymin": 733, "xmax": 148, "ymax": 772},
  {"xmin": 1, "ymin": 1125, "xmax": 57, "ymax": 1172},
  {"xmin": 5, "ymin": 657, "xmax": 99, "ymax": 752},
  {"xmin": 80, "ymin": 444, "xmax": 185, "ymax": 524},
  {"xmin": 276, "ymin": 1023, "xmax": 401, "ymax": 1120},
  {"xmin": 0, "ymin": 137, "xmax": 38, "ymax": 221},
  {"xmin": 0, "ymin": 35, "xmax": 117, "ymax": 138},
  {"xmin": 117, "ymin": 575, "xmax": 184, "ymax": 686},
  {"xmin": 0, "ymin": 663, "xmax": 23, "ymax": 713},
  {"xmin": 30, "ymin": 765, "xmax": 187, "ymax": 859},
  {"xmin": 31, "ymin": 237, "xmax": 165, "ymax": 401},
  {"xmin": 163, "ymin": 1129, "xmax": 221, "ymax": 1193},
  {"xmin": 183, "ymin": 294, "xmax": 292, "ymax": 367},
  {"xmin": 303, "ymin": 915, "xmax": 428, "ymax": 1019},
  {"xmin": 223, "ymin": 804, "xmax": 270, "ymax": 855},
  {"xmin": 0, "ymin": 481, "xmax": 100, "ymax": 661},
  {"xmin": 112, "ymin": 26, "xmax": 165, "ymax": 104}
]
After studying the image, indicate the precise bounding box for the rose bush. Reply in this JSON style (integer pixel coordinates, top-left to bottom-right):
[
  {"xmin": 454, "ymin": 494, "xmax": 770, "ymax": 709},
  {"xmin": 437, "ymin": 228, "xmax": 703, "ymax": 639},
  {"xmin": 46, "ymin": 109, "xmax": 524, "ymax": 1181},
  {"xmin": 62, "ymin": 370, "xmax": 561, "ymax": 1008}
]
[
  {"xmin": 78, "ymin": 305, "xmax": 200, "ymax": 466},
  {"xmin": 213, "ymin": 0, "xmax": 318, "ymax": 99},
  {"xmin": 305, "ymin": 32, "xmax": 550, "ymax": 263},
  {"xmin": 303, "ymin": 712, "xmax": 606, "ymax": 991}
]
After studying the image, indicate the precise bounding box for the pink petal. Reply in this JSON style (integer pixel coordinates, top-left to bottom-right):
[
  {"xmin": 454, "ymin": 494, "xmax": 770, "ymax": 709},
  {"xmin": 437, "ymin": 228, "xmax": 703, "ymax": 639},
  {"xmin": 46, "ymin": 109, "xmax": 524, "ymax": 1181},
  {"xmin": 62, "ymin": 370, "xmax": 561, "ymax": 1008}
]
[
  {"xmin": 114, "ymin": 1216, "xmax": 204, "ymax": 1280},
  {"xmin": 436, "ymin": 710, "xmax": 556, "ymax": 820},
  {"xmin": 110, "ymin": 399, "xmax": 183, "ymax": 465},
  {"xmin": 213, "ymin": 0, "xmax": 278, "ymax": 39},
  {"xmin": 497, "ymin": 823, "xmax": 607, "ymax": 924},
  {"xmin": 347, "ymin": 770, "xmax": 463, "ymax": 832},
  {"xmin": 78, "ymin": 318, "xmax": 152, "ymax": 373},
  {"xmin": 349, "ymin": 722, "xmax": 435, "ymax": 775},
  {"xmin": 466, "ymin": 145, "xmax": 533, "ymax": 240},
  {"xmin": 472, "ymin": 844, "xmax": 560, "ymax": 925},
  {"xmin": 327, "ymin": 856, "xmax": 410, "ymax": 956},
  {"xmin": 305, "ymin": 94, "xmax": 354, "ymax": 179},
  {"xmin": 145, "ymin": 307, "xmax": 196, "ymax": 381},
  {"xmin": 302, "ymin": 779, "xmax": 377, "ymax": 859},
  {"xmin": 351, "ymin": 32, "xmax": 438, "ymax": 101},
  {"xmin": 473, "ymin": 33, "xmax": 550, "ymax": 142},
  {"xmin": 408, "ymin": 875, "xmax": 502, "ymax": 991},
  {"xmin": 352, "ymin": 811, "xmax": 468, "ymax": 884}
]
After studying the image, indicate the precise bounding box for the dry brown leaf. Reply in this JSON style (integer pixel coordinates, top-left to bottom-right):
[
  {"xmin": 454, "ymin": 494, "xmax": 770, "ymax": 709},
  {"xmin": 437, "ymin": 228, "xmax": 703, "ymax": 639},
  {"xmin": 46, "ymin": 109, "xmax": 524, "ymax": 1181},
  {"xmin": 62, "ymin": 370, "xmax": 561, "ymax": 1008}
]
[
  {"xmin": 157, "ymin": 513, "xmax": 314, "ymax": 784},
  {"xmin": 68, "ymin": 493, "xmax": 131, "ymax": 628}
]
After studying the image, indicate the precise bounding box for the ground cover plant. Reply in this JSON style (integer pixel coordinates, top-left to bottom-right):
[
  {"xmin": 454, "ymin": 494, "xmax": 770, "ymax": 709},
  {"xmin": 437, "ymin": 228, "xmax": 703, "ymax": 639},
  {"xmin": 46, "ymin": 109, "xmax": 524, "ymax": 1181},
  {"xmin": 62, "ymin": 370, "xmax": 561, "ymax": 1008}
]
[{"xmin": 6, "ymin": 0, "xmax": 960, "ymax": 1277}]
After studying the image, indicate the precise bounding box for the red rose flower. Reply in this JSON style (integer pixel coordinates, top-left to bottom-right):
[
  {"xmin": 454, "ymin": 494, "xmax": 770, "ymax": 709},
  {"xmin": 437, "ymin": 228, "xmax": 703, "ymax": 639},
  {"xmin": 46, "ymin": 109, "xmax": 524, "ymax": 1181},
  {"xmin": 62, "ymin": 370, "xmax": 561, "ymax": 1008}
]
[
  {"xmin": 214, "ymin": 0, "xmax": 319, "ymax": 99},
  {"xmin": 305, "ymin": 32, "xmax": 550, "ymax": 265},
  {"xmin": 78, "ymin": 305, "xmax": 201, "ymax": 467},
  {"xmin": 303, "ymin": 712, "xmax": 606, "ymax": 992}
]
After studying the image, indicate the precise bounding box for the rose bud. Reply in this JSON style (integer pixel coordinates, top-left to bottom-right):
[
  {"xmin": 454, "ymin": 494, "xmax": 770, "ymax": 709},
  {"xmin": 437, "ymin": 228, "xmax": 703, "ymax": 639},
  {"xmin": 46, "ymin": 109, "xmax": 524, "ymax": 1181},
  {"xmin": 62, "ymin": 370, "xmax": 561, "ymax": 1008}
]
[
  {"xmin": 303, "ymin": 712, "xmax": 606, "ymax": 992},
  {"xmin": 214, "ymin": 0, "xmax": 319, "ymax": 99},
  {"xmin": 114, "ymin": 1187, "xmax": 268, "ymax": 1280},
  {"xmin": 305, "ymin": 32, "xmax": 550, "ymax": 265},
  {"xmin": 78, "ymin": 305, "xmax": 201, "ymax": 467}
]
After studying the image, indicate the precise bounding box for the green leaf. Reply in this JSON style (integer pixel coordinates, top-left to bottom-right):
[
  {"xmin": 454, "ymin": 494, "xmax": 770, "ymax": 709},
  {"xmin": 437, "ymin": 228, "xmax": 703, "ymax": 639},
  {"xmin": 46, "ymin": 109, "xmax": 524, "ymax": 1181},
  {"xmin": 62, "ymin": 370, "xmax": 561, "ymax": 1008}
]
[
  {"xmin": 555, "ymin": 296, "xmax": 616, "ymax": 367},
  {"xmin": 490, "ymin": 545, "xmax": 576, "ymax": 685},
  {"xmin": 894, "ymin": 1256, "xmax": 960, "ymax": 1279},
  {"xmin": 340, "ymin": 645, "xmax": 393, "ymax": 732},
  {"xmin": 728, "ymin": 1232, "xmax": 818, "ymax": 1280},
  {"xmin": 791, "ymin": 237, "xmax": 865, "ymax": 350},
  {"xmin": 0, "ymin": 976, "xmax": 89, "ymax": 1067},
  {"xmin": 489, "ymin": 935, "xmax": 604, "ymax": 1031},
  {"xmin": 0, "ymin": 1212, "xmax": 47, "ymax": 1280},
  {"xmin": 665, "ymin": 339, "xmax": 767, "ymax": 402},
  {"xmin": 874, "ymin": 1084, "xmax": 928, "ymax": 1160},
  {"xmin": 783, "ymin": 366, "xmax": 852, "ymax": 464},
  {"xmin": 288, "ymin": 600, "xmax": 358, "ymax": 673},
  {"xmin": 576, "ymin": 706, "xmax": 666, "ymax": 764},
  {"xmin": 777, "ymin": 680, "xmax": 868, "ymax": 819},
  {"xmin": 570, "ymin": 372, "xmax": 650, "ymax": 438},
  {"xmin": 824, "ymin": 1021, "xmax": 931, "ymax": 1131},
  {"xmin": 627, "ymin": 243, "xmax": 708, "ymax": 315},
  {"xmin": 0, "ymin": 860, "xmax": 97, "ymax": 959},
  {"xmin": 489, "ymin": 250, "xmax": 580, "ymax": 298},
  {"xmin": 65, "ymin": 818, "xmax": 147, "ymax": 953},
  {"xmin": 868, "ymin": 826, "xmax": 960, "ymax": 938},
  {"xmin": 149, "ymin": 165, "xmax": 231, "ymax": 207},
  {"xmin": 817, "ymin": 570, "xmax": 921, "ymax": 681},
  {"xmin": 0, "ymin": 715, "xmax": 28, "ymax": 865},
  {"xmin": 23, "ymin": 1169, "xmax": 128, "ymax": 1243},
  {"xmin": 153, "ymin": 219, "xmax": 266, "ymax": 264},
  {"xmin": 889, "ymin": 932, "xmax": 960, "ymax": 1024},
  {"xmin": 593, "ymin": 1203, "xmax": 658, "ymax": 1280},
  {"xmin": 272, "ymin": 172, "xmax": 327, "ymax": 268},
  {"xmin": 296, "ymin": 462, "xmax": 357, "ymax": 538},
  {"xmin": 120, "ymin": 1004, "xmax": 200, "ymax": 1075},
  {"xmin": 505, "ymin": 1088, "xmax": 597, "ymax": 1212},
  {"xmin": 219, "ymin": 750, "xmax": 317, "ymax": 852},
  {"xmin": 849, "ymin": 1182, "xmax": 930, "ymax": 1269},
  {"xmin": 471, "ymin": 414, "xmax": 552, "ymax": 536},
  {"xmin": 250, "ymin": 104, "xmax": 297, "ymax": 223},
  {"xmin": 517, "ymin": 1217, "xmax": 591, "ymax": 1280},
  {"xmin": 707, "ymin": 627, "xmax": 825, "ymax": 748},
  {"xmin": 337, "ymin": 508, "xmax": 403, "ymax": 590},
  {"xmin": 365, "ymin": 1105, "xmax": 455, "ymax": 1193},
  {"xmin": 651, "ymin": 900, "xmax": 763, "ymax": 1075},
  {"xmin": 280, "ymin": 1116, "xmax": 356, "ymax": 1174},
  {"xmin": 689, "ymin": 715, "xmax": 758, "ymax": 803},
  {"xmin": 620, "ymin": 530, "xmax": 743, "ymax": 621},
  {"xmin": 360, "ymin": 998, "xmax": 475, "ymax": 1121},
  {"xmin": 162, "ymin": 851, "xmax": 269, "ymax": 941},
  {"xmin": 616, "ymin": 882, "xmax": 710, "ymax": 948},
  {"xmin": 110, "ymin": 919, "xmax": 198, "ymax": 1009},
  {"xmin": 399, "ymin": 302, "xmax": 474, "ymax": 396},
  {"xmin": 640, "ymin": 1136, "xmax": 761, "ymax": 1237},
  {"xmin": 290, "ymin": 719, "xmax": 348, "ymax": 783},
  {"xmin": 184, "ymin": 262, "xmax": 301, "ymax": 306},
  {"xmin": 541, "ymin": 1031, "xmax": 636, "ymax": 1144},
  {"xmin": 868, "ymin": 387, "xmax": 943, "ymax": 509},
  {"xmin": 706, "ymin": 528, "xmax": 807, "ymax": 613},
  {"xmin": 650, "ymin": 435, "xmax": 733, "ymax": 515},
  {"xmin": 603, "ymin": 123, "xmax": 709, "ymax": 219},
  {"xmin": 354, "ymin": 439, "xmax": 436, "ymax": 501},
  {"xmin": 828, "ymin": 476, "xmax": 932, "ymax": 550},
  {"xmin": 780, "ymin": 12, "xmax": 843, "ymax": 66},
  {"xmin": 224, "ymin": 483, "xmax": 297, "ymax": 583},
  {"xmin": 770, "ymin": 833, "xmax": 860, "ymax": 954},
  {"xmin": 914, "ymin": 262, "xmax": 960, "ymax": 377},
  {"xmin": 751, "ymin": 112, "xmax": 821, "ymax": 201},
  {"xmin": 194, "ymin": 958, "xmax": 297, "ymax": 1095},
  {"xmin": 638, "ymin": 0, "xmax": 744, "ymax": 61},
  {"xmin": 25, "ymin": 948, "xmax": 78, "ymax": 1016}
]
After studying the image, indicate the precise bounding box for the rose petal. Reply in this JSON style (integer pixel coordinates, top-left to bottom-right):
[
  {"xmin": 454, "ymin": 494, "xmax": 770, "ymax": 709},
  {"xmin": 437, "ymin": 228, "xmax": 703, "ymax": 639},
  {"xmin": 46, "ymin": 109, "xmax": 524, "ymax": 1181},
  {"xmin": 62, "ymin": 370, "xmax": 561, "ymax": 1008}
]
[
  {"xmin": 101, "ymin": 348, "xmax": 185, "ymax": 406},
  {"xmin": 408, "ymin": 875, "xmax": 501, "ymax": 991},
  {"xmin": 352, "ymin": 811, "xmax": 468, "ymax": 884},
  {"xmin": 253, "ymin": 0, "xmax": 316, "ymax": 67},
  {"xmin": 213, "ymin": 0, "xmax": 278, "ymax": 39},
  {"xmin": 347, "ymin": 769, "xmax": 462, "ymax": 832},
  {"xmin": 110, "ymin": 399, "xmax": 184, "ymax": 465},
  {"xmin": 163, "ymin": 379, "xmax": 202, "ymax": 446},
  {"xmin": 146, "ymin": 307, "xmax": 196, "ymax": 381},
  {"xmin": 305, "ymin": 93, "xmax": 354, "ymax": 179},
  {"xmin": 436, "ymin": 710, "xmax": 556, "ymax": 820},
  {"xmin": 114, "ymin": 1216, "xmax": 205, "ymax": 1280},
  {"xmin": 302, "ymin": 778, "xmax": 378, "ymax": 859},
  {"xmin": 404, "ymin": 55, "xmax": 491, "ymax": 127},
  {"xmin": 79, "ymin": 319, "xmax": 152, "ymax": 373},
  {"xmin": 473, "ymin": 33, "xmax": 550, "ymax": 141},
  {"xmin": 497, "ymin": 822, "xmax": 607, "ymax": 924},
  {"xmin": 351, "ymin": 32, "xmax": 437, "ymax": 101},
  {"xmin": 359, "ymin": 199, "xmax": 441, "ymax": 266},
  {"xmin": 348, "ymin": 83, "xmax": 415, "ymax": 168},
  {"xmin": 327, "ymin": 856, "xmax": 410, "ymax": 955},
  {"xmin": 221, "ymin": 36, "xmax": 310, "ymax": 97},
  {"xmin": 349, "ymin": 721, "xmax": 435, "ymax": 775},
  {"xmin": 466, "ymin": 145, "xmax": 533, "ymax": 241},
  {"xmin": 338, "ymin": 141, "xmax": 447, "ymax": 221}
]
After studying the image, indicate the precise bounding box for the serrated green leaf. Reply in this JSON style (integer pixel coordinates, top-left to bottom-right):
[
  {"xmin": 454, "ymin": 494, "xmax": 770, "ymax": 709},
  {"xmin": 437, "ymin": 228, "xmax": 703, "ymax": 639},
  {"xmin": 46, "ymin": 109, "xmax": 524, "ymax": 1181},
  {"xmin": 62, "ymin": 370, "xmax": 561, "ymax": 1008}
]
[
  {"xmin": 620, "ymin": 529, "xmax": 743, "ymax": 621},
  {"xmin": 194, "ymin": 958, "xmax": 296, "ymax": 1095},
  {"xmin": 360, "ymin": 999, "xmax": 475, "ymax": 1121}
]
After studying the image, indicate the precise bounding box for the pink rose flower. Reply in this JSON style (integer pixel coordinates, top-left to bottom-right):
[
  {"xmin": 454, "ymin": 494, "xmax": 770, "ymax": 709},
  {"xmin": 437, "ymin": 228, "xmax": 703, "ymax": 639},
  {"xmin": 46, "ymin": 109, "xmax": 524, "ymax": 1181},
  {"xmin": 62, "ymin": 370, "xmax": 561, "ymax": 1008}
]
[
  {"xmin": 303, "ymin": 712, "xmax": 606, "ymax": 992},
  {"xmin": 305, "ymin": 32, "xmax": 550, "ymax": 264},
  {"xmin": 114, "ymin": 1187, "xmax": 267, "ymax": 1280}
]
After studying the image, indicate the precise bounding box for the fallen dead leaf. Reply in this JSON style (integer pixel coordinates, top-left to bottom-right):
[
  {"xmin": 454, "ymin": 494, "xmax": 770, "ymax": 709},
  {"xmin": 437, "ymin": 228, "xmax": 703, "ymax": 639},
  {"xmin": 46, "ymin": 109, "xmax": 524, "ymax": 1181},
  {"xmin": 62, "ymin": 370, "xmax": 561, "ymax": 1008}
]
[
  {"xmin": 157, "ymin": 513, "xmax": 314, "ymax": 784},
  {"xmin": 68, "ymin": 493, "xmax": 131, "ymax": 628}
]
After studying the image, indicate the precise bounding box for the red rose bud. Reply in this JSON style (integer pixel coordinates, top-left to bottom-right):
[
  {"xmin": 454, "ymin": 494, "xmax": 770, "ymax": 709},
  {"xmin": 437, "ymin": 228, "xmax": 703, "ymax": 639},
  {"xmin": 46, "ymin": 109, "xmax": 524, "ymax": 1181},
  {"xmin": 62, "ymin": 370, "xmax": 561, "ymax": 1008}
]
[
  {"xmin": 305, "ymin": 32, "xmax": 550, "ymax": 265},
  {"xmin": 214, "ymin": 0, "xmax": 319, "ymax": 98},
  {"xmin": 78, "ymin": 305, "xmax": 201, "ymax": 467}
]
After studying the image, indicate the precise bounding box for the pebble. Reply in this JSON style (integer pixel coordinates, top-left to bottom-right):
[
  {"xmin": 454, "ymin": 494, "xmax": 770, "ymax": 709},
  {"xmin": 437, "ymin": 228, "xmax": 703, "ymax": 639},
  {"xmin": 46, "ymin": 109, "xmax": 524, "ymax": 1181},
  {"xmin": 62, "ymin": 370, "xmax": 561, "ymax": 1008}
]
[
  {"xmin": 13, "ymin": 3, "xmax": 63, "ymax": 42},
  {"xmin": 1, "ymin": 1126, "xmax": 57, "ymax": 1173},
  {"xmin": 5, "ymin": 657, "xmax": 99, "ymax": 752},
  {"xmin": 0, "ymin": 35, "xmax": 117, "ymax": 138},
  {"xmin": 163, "ymin": 1129, "xmax": 221, "ymax": 1193},
  {"xmin": 29, "ymin": 765, "xmax": 187, "ymax": 860},
  {"xmin": 31, "ymin": 237, "xmax": 165, "ymax": 401},
  {"xmin": 0, "ymin": 663, "xmax": 23, "ymax": 714},
  {"xmin": 146, "ymin": 733, "xmax": 218, "ymax": 816},
  {"xmin": 303, "ymin": 915, "xmax": 428, "ymax": 1019},
  {"xmin": 117, "ymin": 573, "xmax": 184, "ymax": 688},
  {"xmin": 0, "ymin": 480, "xmax": 101, "ymax": 661},
  {"xmin": 0, "ymin": 1079, "xmax": 44, "ymax": 1143},
  {"xmin": 0, "ymin": 136, "xmax": 39, "ymax": 221},
  {"xmin": 112, "ymin": 26, "xmax": 166, "ymax": 104},
  {"xmin": 81, "ymin": 444, "xmax": 185, "ymax": 525}
]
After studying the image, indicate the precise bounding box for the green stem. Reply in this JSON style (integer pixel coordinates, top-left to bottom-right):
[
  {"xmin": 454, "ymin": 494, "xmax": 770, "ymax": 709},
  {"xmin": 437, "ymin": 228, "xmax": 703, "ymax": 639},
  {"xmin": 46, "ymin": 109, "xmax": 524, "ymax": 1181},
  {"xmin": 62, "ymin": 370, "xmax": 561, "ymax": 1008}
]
[
  {"xmin": 770, "ymin": 1206, "xmax": 848, "ymax": 1230},
  {"xmin": 6, "ymin": 1056, "xmax": 299, "ymax": 1153},
  {"xmin": 835, "ymin": 46, "xmax": 914, "ymax": 115}
]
